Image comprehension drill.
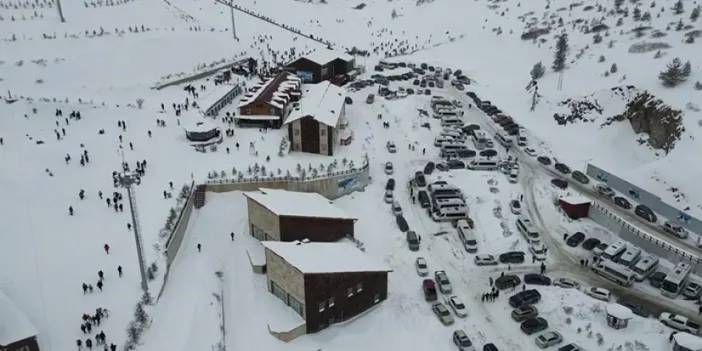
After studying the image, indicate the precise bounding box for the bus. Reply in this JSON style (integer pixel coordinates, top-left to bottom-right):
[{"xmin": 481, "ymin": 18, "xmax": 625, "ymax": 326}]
[
  {"xmin": 516, "ymin": 216, "xmax": 541, "ymax": 244},
  {"xmin": 619, "ymin": 245, "xmax": 642, "ymax": 266},
  {"xmin": 661, "ymin": 262, "xmax": 693, "ymax": 298},
  {"xmin": 602, "ymin": 240, "xmax": 627, "ymax": 262},
  {"xmin": 630, "ymin": 254, "xmax": 659, "ymax": 282},
  {"xmin": 591, "ymin": 259, "xmax": 635, "ymax": 287},
  {"xmin": 471, "ymin": 131, "xmax": 490, "ymax": 150}
]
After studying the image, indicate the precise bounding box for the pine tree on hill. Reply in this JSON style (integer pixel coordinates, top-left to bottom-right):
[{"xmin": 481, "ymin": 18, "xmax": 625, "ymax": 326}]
[
  {"xmin": 659, "ymin": 58, "xmax": 687, "ymax": 87},
  {"xmin": 530, "ymin": 62, "xmax": 545, "ymax": 80},
  {"xmin": 673, "ymin": 0, "xmax": 684, "ymax": 15},
  {"xmin": 552, "ymin": 34, "xmax": 568, "ymax": 72}
]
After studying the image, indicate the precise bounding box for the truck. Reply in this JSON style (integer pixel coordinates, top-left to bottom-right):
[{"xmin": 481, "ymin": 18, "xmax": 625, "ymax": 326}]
[{"xmin": 659, "ymin": 312, "xmax": 700, "ymax": 334}]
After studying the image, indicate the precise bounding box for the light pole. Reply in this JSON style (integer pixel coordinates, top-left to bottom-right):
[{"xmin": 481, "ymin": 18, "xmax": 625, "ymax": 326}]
[
  {"xmin": 230, "ymin": 0, "xmax": 238, "ymax": 41},
  {"xmin": 56, "ymin": 0, "xmax": 65, "ymax": 22},
  {"xmin": 119, "ymin": 170, "xmax": 149, "ymax": 293}
]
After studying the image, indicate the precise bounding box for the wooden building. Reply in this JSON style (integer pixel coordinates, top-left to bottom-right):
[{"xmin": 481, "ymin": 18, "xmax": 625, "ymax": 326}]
[
  {"xmin": 262, "ymin": 241, "xmax": 390, "ymax": 333},
  {"xmin": 237, "ymin": 72, "xmax": 302, "ymax": 128},
  {"xmin": 0, "ymin": 291, "xmax": 40, "ymax": 351},
  {"xmin": 285, "ymin": 81, "xmax": 347, "ymax": 156},
  {"xmin": 558, "ymin": 195, "xmax": 591, "ymax": 220},
  {"xmin": 285, "ymin": 50, "xmax": 354, "ymax": 85},
  {"xmin": 244, "ymin": 188, "xmax": 356, "ymax": 242}
]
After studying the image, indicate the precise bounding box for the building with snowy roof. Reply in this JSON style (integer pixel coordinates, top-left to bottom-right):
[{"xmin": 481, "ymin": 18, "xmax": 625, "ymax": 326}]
[
  {"xmin": 0, "ymin": 290, "xmax": 40, "ymax": 351},
  {"xmin": 284, "ymin": 50, "xmax": 354, "ymax": 85},
  {"xmin": 199, "ymin": 82, "xmax": 243, "ymax": 117},
  {"xmin": 182, "ymin": 118, "xmax": 221, "ymax": 144},
  {"xmin": 284, "ymin": 81, "xmax": 348, "ymax": 156},
  {"xmin": 558, "ymin": 195, "xmax": 591, "ymax": 220},
  {"xmin": 237, "ymin": 72, "xmax": 302, "ymax": 128},
  {"xmin": 244, "ymin": 188, "xmax": 356, "ymax": 242},
  {"xmin": 262, "ymin": 240, "xmax": 390, "ymax": 333}
]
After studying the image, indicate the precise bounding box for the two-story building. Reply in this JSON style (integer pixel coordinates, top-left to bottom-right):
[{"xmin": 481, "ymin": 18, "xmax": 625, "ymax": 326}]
[{"xmin": 236, "ymin": 72, "xmax": 302, "ymax": 128}]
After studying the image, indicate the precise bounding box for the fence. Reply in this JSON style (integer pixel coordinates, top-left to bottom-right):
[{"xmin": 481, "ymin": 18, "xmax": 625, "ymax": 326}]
[
  {"xmin": 153, "ymin": 57, "xmax": 250, "ymax": 90},
  {"xmin": 589, "ymin": 201, "xmax": 702, "ymax": 273},
  {"xmin": 164, "ymin": 181, "xmax": 197, "ymax": 268}
]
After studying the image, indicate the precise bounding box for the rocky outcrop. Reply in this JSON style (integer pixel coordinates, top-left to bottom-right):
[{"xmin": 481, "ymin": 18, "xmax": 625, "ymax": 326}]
[
  {"xmin": 623, "ymin": 91, "xmax": 683, "ymax": 153},
  {"xmin": 553, "ymin": 98, "xmax": 603, "ymax": 125}
]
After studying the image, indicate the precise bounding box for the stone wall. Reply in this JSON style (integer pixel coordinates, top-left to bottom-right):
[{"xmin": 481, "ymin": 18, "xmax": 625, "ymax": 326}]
[
  {"xmin": 247, "ymin": 199, "xmax": 281, "ymax": 240},
  {"xmin": 265, "ymin": 249, "xmax": 306, "ymax": 317}
]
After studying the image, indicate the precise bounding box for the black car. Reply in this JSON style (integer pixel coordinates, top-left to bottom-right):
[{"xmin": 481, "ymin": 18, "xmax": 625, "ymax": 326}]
[
  {"xmin": 581, "ymin": 237, "xmax": 601, "ymax": 251},
  {"xmin": 447, "ymin": 160, "xmax": 465, "ymax": 169},
  {"xmin": 424, "ymin": 89, "xmax": 431, "ymax": 95},
  {"xmin": 396, "ymin": 215, "xmax": 409, "ymax": 232},
  {"xmin": 418, "ymin": 190, "xmax": 430, "ymax": 208},
  {"xmin": 495, "ymin": 274, "xmax": 521, "ymax": 290},
  {"xmin": 524, "ymin": 274, "xmax": 551, "ymax": 286},
  {"xmin": 483, "ymin": 344, "xmax": 499, "ymax": 351},
  {"xmin": 414, "ymin": 171, "xmax": 427, "ymax": 187},
  {"xmin": 509, "ymin": 289, "xmax": 542, "ymax": 308},
  {"xmin": 424, "ymin": 161, "xmax": 435, "ymax": 175},
  {"xmin": 554, "ymin": 163, "xmax": 571, "ymax": 174},
  {"xmin": 479, "ymin": 149, "xmax": 498, "ymax": 158},
  {"xmin": 456, "ymin": 149, "xmax": 477, "ymax": 158},
  {"xmin": 614, "ymin": 196, "xmax": 632, "ymax": 210},
  {"xmin": 462, "ymin": 124, "xmax": 481, "ymax": 134},
  {"xmin": 413, "ymin": 79, "xmax": 420, "ymax": 86},
  {"xmin": 649, "ymin": 271, "xmax": 666, "ymax": 288},
  {"xmin": 571, "ymin": 171, "xmax": 589, "ymax": 184},
  {"xmin": 437, "ymin": 163, "xmax": 450, "ymax": 172},
  {"xmin": 566, "ymin": 232, "xmax": 586, "ymax": 247},
  {"xmin": 520, "ymin": 317, "xmax": 548, "ymax": 335},
  {"xmin": 385, "ymin": 178, "xmax": 395, "ymax": 191},
  {"xmin": 537, "ymin": 156, "xmax": 552, "ymax": 166},
  {"xmin": 617, "ymin": 299, "xmax": 652, "ymax": 318},
  {"xmin": 466, "ymin": 91, "xmax": 477, "ymax": 99},
  {"xmin": 499, "ymin": 251, "xmax": 525, "ymax": 264},
  {"xmin": 635, "ymin": 204, "xmax": 657, "ymax": 223},
  {"xmin": 551, "ymin": 178, "xmax": 568, "ymax": 189}
]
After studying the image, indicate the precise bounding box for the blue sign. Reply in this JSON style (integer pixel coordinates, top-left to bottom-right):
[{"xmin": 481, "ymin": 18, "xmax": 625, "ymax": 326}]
[
  {"xmin": 296, "ymin": 70, "xmax": 314, "ymax": 83},
  {"xmin": 338, "ymin": 176, "xmax": 360, "ymax": 192}
]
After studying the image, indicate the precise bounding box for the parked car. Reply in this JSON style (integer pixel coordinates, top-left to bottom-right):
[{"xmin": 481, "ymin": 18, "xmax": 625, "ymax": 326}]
[
  {"xmin": 384, "ymin": 190, "xmax": 393, "ymax": 203},
  {"xmin": 536, "ymin": 156, "xmax": 552, "ymax": 166},
  {"xmin": 554, "ymin": 277, "xmax": 580, "ymax": 289},
  {"xmin": 683, "ymin": 281, "xmax": 702, "ymax": 300},
  {"xmin": 554, "ymin": 163, "xmax": 571, "ymax": 174},
  {"xmin": 423, "ymin": 279, "xmax": 437, "ymax": 301},
  {"xmin": 511, "ymin": 304, "xmax": 538, "ymax": 322},
  {"xmin": 392, "ymin": 201, "xmax": 402, "ymax": 216},
  {"xmin": 510, "ymin": 200, "xmax": 522, "ymax": 215},
  {"xmin": 385, "ymin": 178, "xmax": 395, "ymax": 191},
  {"xmin": 649, "ymin": 271, "xmax": 667, "ymax": 288},
  {"xmin": 424, "ymin": 161, "xmax": 435, "ymax": 175},
  {"xmin": 474, "ymin": 254, "xmax": 498, "ymax": 266},
  {"xmin": 396, "ymin": 214, "xmax": 409, "ymax": 232},
  {"xmin": 432, "ymin": 302, "xmax": 455, "ymax": 325},
  {"xmin": 635, "ymin": 204, "xmax": 657, "ymax": 223},
  {"xmin": 529, "ymin": 243, "xmax": 547, "ymax": 261},
  {"xmin": 366, "ymin": 93, "xmax": 375, "ymax": 104},
  {"xmin": 449, "ymin": 295, "xmax": 468, "ymax": 318},
  {"xmin": 596, "ymin": 184, "xmax": 615, "ymax": 198},
  {"xmin": 520, "ymin": 317, "xmax": 548, "ymax": 335},
  {"xmin": 386, "ymin": 141, "xmax": 397, "ymax": 153},
  {"xmin": 581, "ymin": 238, "xmax": 601, "ymax": 251},
  {"xmin": 406, "ymin": 230, "xmax": 420, "ymax": 251},
  {"xmin": 495, "ymin": 275, "xmax": 521, "ymax": 290},
  {"xmin": 592, "ymin": 242, "xmax": 608, "ymax": 256},
  {"xmin": 415, "ymin": 257, "xmax": 429, "ymax": 276},
  {"xmin": 383, "ymin": 161, "xmax": 394, "ymax": 175},
  {"xmin": 659, "ymin": 312, "xmax": 700, "ymax": 334},
  {"xmin": 483, "ymin": 344, "xmax": 499, "ymax": 351},
  {"xmin": 614, "ymin": 196, "xmax": 632, "ymax": 210},
  {"xmin": 447, "ymin": 159, "xmax": 466, "ymax": 169},
  {"xmin": 535, "ymin": 331, "xmax": 563, "ymax": 349},
  {"xmin": 663, "ymin": 221, "xmax": 688, "ymax": 239},
  {"xmin": 558, "ymin": 344, "xmax": 582, "ymax": 351},
  {"xmin": 618, "ymin": 299, "xmax": 652, "ymax": 318},
  {"xmin": 452, "ymin": 329, "xmax": 474, "ymax": 351},
  {"xmin": 571, "ymin": 171, "xmax": 589, "ymax": 184},
  {"xmin": 524, "ymin": 274, "xmax": 551, "ymax": 286},
  {"xmin": 435, "ymin": 270, "xmax": 453, "ymax": 294},
  {"xmin": 585, "ymin": 287, "xmax": 611, "ymax": 302},
  {"xmin": 418, "ymin": 190, "xmax": 431, "ymax": 208},
  {"xmin": 551, "ymin": 178, "xmax": 568, "ymax": 189},
  {"xmin": 414, "ymin": 171, "xmax": 427, "ymax": 187},
  {"xmin": 499, "ymin": 251, "xmax": 525, "ymax": 264},
  {"xmin": 524, "ymin": 148, "xmax": 538, "ymax": 157},
  {"xmin": 509, "ymin": 289, "xmax": 542, "ymax": 308},
  {"xmin": 566, "ymin": 232, "xmax": 586, "ymax": 247}
]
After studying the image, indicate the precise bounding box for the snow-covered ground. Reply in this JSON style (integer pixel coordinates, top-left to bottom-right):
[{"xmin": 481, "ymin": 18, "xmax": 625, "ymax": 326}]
[{"xmin": 2, "ymin": 0, "xmax": 701, "ymax": 350}]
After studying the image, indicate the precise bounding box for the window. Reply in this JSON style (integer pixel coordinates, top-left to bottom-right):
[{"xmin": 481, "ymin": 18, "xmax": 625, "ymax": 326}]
[
  {"xmin": 347, "ymin": 287, "xmax": 354, "ymax": 297},
  {"xmin": 320, "ymin": 128, "xmax": 326, "ymax": 136},
  {"xmin": 356, "ymin": 282, "xmax": 363, "ymax": 293},
  {"xmin": 328, "ymin": 297, "xmax": 335, "ymax": 307},
  {"xmin": 294, "ymin": 129, "xmax": 300, "ymax": 136},
  {"xmin": 373, "ymin": 293, "xmax": 380, "ymax": 303},
  {"xmin": 318, "ymin": 301, "xmax": 326, "ymax": 312}
]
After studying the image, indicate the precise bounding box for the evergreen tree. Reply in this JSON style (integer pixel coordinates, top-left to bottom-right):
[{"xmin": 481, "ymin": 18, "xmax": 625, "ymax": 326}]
[
  {"xmin": 615, "ymin": 0, "xmax": 624, "ymax": 11},
  {"xmin": 692, "ymin": 6, "xmax": 700, "ymax": 21},
  {"xmin": 659, "ymin": 57, "xmax": 687, "ymax": 87},
  {"xmin": 673, "ymin": 0, "xmax": 684, "ymax": 15},
  {"xmin": 530, "ymin": 61, "xmax": 545, "ymax": 80},
  {"xmin": 610, "ymin": 63, "xmax": 618, "ymax": 73},
  {"xmin": 683, "ymin": 61, "xmax": 692, "ymax": 77},
  {"xmin": 552, "ymin": 34, "xmax": 568, "ymax": 72}
]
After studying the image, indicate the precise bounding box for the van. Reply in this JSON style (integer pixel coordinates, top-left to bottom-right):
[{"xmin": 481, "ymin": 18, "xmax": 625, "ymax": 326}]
[
  {"xmin": 418, "ymin": 190, "xmax": 431, "ymax": 208},
  {"xmin": 440, "ymin": 144, "xmax": 469, "ymax": 158},
  {"xmin": 433, "ymin": 198, "xmax": 467, "ymax": 211},
  {"xmin": 468, "ymin": 159, "xmax": 499, "ymax": 171},
  {"xmin": 495, "ymin": 132, "xmax": 513, "ymax": 147},
  {"xmin": 440, "ymin": 129, "xmax": 464, "ymax": 140},
  {"xmin": 516, "ymin": 216, "xmax": 541, "ymax": 244},
  {"xmin": 430, "ymin": 188, "xmax": 463, "ymax": 200},
  {"xmin": 407, "ymin": 231, "xmax": 421, "ymax": 251},
  {"xmin": 422, "ymin": 279, "xmax": 438, "ymax": 301},
  {"xmin": 456, "ymin": 219, "xmax": 478, "ymax": 252},
  {"xmin": 441, "ymin": 118, "xmax": 464, "ymax": 127},
  {"xmin": 619, "ymin": 245, "xmax": 642, "ymax": 266},
  {"xmin": 471, "ymin": 131, "xmax": 489, "ymax": 150},
  {"xmin": 431, "ymin": 206, "xmax": 469, "ymax": 222},
  {"xmin": 602, "ymin": 240, "xmax": 627, "ymax": 262},
  {"xmin": 434, "ymin": 136, "xmax": 457, "ymax": 147}
]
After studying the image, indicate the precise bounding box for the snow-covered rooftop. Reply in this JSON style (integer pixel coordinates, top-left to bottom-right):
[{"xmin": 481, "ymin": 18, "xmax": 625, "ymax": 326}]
[
  {"xmin": 244, "ymin": 188, "xmax": 355, "ymax": 219},
  {"xmin": 198, "ymin": 82, "xmax": 241, "ymax": 113},
  {"xmin": 182, "ymin": 118, "xmax": 218, "ymax": 132},
  {"xmin": 299, "ymin": 50, "xmax": 352, "ymax": 66},
  {"xmin": 238, "ymin": 72, "xmax": 300, "ymax": 109},
  {"xmin": 606, "ymin": 303, "xmax": 633, "ymax": 320},
  {"xmin": 285, "ymin": 81, "xmax": 346, "ymax": 127},
  {"xmin": 262, "ymin": 241, "xmax": 390, "ymax": 274},
  {"xmin": 675, "ymin": 332, "xmax": 702, "ymax": 350},
  {"xmin": 559, "ymin": 195, "xmax": 591, "ymax": 205},
  {"xmin": 0, "ymin": 290, "xmax": 37, "ymax": 346}
]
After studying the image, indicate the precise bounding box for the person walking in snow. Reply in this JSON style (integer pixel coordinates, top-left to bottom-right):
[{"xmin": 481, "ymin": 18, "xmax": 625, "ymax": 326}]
[
  {"xmin": 104, "ymin": 244, "xmax": 110, "ymax": 254},
  {"xmin": 86, "ymin": 338, "xmax": 92, "ymax": 350},
  {"xmin": 98, "ymin": 270, "xmax": 104, "ymax": 281},
  {"xmin": 69, "ymin": 206, "xmax": 74, "ymax": 216},
  {"xmin": 197, "ymin": 243, "xmax": 202, "ymax": 252},
  {"xmin": 76, "ymin": 339, "xmax": 82, "ymax": 350},
  {"xmin": 230, "ymin": 232, "xmax": 235, "ymax": 241},
  {"xmin": 82, "ymin": 282, "xmax": 88, "ymax": 294},
  {"xmin": 88, "ymin": 284, "xmax": 93, "ymax": 293},
  {"xmin": 117, "ymin": 265, "xmax": 123, "ymax": 277},
  {"xmin": 96, "ymin": 280, "xmax": 103, "ymax": 291}
]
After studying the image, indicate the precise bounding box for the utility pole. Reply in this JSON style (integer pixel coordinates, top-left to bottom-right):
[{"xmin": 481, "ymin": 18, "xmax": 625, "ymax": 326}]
[
  {"xmin": 229, "ymin": 0, "xmax": 238, "ymax": 41},
  {"xmin": 119, "ymin": 170, "xmax": 149, "ymax": 294},
  {"xmin": 56, "ymin": 0, "xmax": 65, "ymax": 22}
]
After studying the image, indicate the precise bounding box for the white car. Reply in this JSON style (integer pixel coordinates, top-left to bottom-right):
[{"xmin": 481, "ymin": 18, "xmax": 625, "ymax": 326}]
[
  {"xmin": 384, "ymin": 161, "xmax": 394, "ymax": 175},
  {"xmin": 529, "ymin": 243, "xmax": 547, "ymax": 261},
  {"xmin": 474, "ymin": 254, "xmax": 498, "ymax": 266},
  {"xmin": 535, "ymin": 331, "xmax": 562, "ymax": 349},
  {"xmin": 448, "ymin": 295, "xmax": 468, "ymax": 318},
  {"xmin": 510, "ymin": 199, "xmax": 522, "ymax": 215},
  {"xmin": 553, "ymin": 277, "xmax": 580, "ymax": 289},
  {"xmin": 663, "ymin": 221, "xmax": 689, "ymax": 239},
  {"xmin": 659, "ymin": 312, "xmax": 700, "ymax": 334},
  {"xmin": 596, "ymin": 184, "xmax": 615, "ymax": 198},
  {"xmin": 384, "ymin": 190, "xmax": 393, "ymax": 204},
  {"xmin": 392, "ymin": 201, "xmax": 402, "ymax": 216},
  {"xmin": 415, "ymin": 257, "xmax": 429, "ymax": 276},
  {"xmin": 524, "ymin": 147, "xmax": 537, "ymax": 157},
  {"xmin": 508, "ymin": 168, "xmax": 519, "ymax": 183},
  {"xmin": 585, "ymin": 287, "xmax": 611, "ymax": 302}
]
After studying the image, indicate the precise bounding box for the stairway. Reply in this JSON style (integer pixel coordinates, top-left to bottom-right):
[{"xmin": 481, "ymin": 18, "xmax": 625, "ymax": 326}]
[{"xmin": 194, "ymin": 185, "xmax": 206, "ymax": 209}]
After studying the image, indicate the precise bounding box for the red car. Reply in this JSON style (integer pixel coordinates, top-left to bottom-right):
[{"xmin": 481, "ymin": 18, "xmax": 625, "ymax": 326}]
[{"xmin": 422, "ymin": 279, "xmax": 437, "ymax": 301}]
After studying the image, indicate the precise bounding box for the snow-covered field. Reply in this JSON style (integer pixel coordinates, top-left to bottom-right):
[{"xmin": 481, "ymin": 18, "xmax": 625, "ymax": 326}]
[{"xmin": 1, "ymin": 0, "xmax": 701, "ymax": 350}]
